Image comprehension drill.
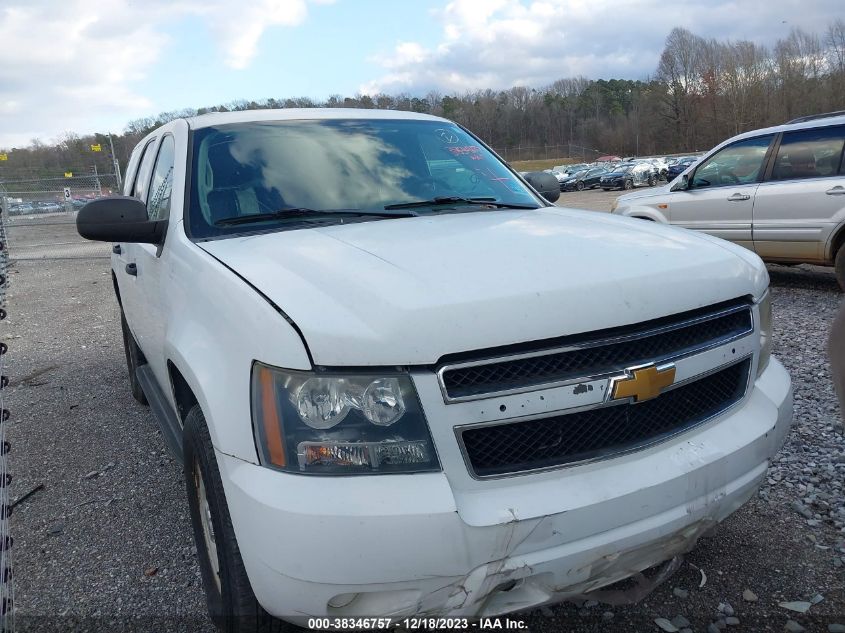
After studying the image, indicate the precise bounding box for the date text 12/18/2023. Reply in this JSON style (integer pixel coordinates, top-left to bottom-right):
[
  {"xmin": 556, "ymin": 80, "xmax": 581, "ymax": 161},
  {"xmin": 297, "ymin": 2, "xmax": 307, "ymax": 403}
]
[{"xmin": 306, "ymin": 617, "xmax": 529, "ymax": 630}]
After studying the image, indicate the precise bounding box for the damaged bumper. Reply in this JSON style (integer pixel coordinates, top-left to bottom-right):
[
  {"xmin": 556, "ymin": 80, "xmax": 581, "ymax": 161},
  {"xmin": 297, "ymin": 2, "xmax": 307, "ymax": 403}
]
[{"xmin": 217, "ymin": 357, "xmax": 792, "ymax": 620}]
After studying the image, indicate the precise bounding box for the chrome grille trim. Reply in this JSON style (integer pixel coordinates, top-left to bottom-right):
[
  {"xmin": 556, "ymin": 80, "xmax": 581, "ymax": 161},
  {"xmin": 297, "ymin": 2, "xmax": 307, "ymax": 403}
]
[
  {"xmin": 437, "ymin": 301, "xmax": 754, "ymax": 403},
  {"xmin": 454, "ymin": 354, "xmax": 754, "ymax": 479}
]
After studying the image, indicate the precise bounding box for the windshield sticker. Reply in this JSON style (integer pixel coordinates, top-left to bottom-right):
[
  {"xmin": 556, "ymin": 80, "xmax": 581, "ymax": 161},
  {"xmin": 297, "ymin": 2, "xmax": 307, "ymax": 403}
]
[
  {"xmin": 436, "ymin": 129, "xmax": 460, "ymax": 144},
  {"xmin": 447, "ymin": 145, "xmax": 483, "ymax": 160}
]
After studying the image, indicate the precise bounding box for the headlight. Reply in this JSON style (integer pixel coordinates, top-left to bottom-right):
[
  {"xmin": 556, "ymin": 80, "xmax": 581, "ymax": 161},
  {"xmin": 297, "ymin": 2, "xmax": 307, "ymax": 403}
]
[
  {"xmin": 251, "ymin": 363, "xmax": 440, "ymax": 475},
  {"xmin": 757, "ymin": 291, "xmax": 772, "ymax": 377}
]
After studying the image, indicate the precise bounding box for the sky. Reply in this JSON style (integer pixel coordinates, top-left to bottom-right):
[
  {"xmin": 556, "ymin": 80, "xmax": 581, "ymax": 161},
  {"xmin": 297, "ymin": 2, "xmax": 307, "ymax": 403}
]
[{"xmin": 0, "ymin": 0, "xmax": 841, "ymax": 149}]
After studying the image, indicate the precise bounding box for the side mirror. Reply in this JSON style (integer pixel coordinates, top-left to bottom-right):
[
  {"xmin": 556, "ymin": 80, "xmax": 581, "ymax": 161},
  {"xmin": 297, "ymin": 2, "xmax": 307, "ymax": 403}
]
[
  {"xmin": 670, "ymin": 173, "xmax": 689, "ymax": 192},
  {"xmin": 523, "ymin": 171, "xmax": 561, "ymax": 203},
  {"xmin": 76, "ymin": 196, "xmax": 166, "ymax": 244}
]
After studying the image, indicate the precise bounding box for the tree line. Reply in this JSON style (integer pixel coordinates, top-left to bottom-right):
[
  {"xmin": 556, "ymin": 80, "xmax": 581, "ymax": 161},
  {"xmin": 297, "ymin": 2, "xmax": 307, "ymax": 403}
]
[{"xmin": 1, "ymin": 21, "xmax": 844, "ymax": 181}]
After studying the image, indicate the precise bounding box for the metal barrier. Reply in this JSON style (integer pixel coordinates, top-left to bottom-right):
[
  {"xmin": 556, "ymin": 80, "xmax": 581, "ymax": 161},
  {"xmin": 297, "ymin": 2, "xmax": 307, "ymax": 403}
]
[
  {"xmin": 0, "ymin": 177, "xmax": 113, "ymax": 260},
  {"xmin": 0, "ymin": 190, "xmax": 13, "ymax": 632}
]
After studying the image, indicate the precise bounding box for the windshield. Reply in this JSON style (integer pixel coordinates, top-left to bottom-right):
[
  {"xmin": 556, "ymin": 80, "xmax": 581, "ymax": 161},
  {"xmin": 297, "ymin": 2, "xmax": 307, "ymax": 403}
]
[{"xmin": 188, "ymin": 119, "xmax": 540, "ymax": 239}]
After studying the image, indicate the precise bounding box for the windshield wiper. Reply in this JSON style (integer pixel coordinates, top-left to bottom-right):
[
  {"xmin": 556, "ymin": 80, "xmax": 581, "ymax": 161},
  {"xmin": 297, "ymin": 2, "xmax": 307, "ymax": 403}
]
[
  {"xmin": 213, "ymin": 207, "xmax": 417, "ymax": 226},
  {"xmin": 384, "ymin": 196, "xmax": 538, "ymax": 210}
]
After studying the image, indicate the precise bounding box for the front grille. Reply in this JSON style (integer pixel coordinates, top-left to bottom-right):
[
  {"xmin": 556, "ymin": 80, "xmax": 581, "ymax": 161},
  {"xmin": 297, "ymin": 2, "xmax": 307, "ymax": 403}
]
[
  {"xmin": 460, "ymin": 358, "xmax": 750, "ymax": 478},
  {"xmin": 440, "ymin": 299, "xmax": 752, "ymax": 400}
]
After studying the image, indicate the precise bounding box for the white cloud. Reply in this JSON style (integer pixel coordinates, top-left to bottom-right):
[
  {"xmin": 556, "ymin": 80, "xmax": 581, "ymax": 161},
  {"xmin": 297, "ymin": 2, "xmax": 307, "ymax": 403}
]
[
  {"xmin": 192, "ymin": 0, "xmax": 312, "ymax": 69},
  {"xmin": 362, "ymin": 0, "xmax": 843, "ymax": 95},
  {"xmin": 0, "ymin": 0, "xmax": 328, "ymax": 148}
]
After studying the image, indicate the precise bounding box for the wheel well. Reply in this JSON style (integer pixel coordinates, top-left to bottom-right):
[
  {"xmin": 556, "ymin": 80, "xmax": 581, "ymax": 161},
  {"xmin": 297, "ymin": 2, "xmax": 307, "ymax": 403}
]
[
  {"xmin": 632, "ymin": 215, "xmax": 655, "ymax": 221},
  {"xmin": 112, "ymin": 272, "xmax": 122, "ymax": 308},
  {"xmin": 168, "ymin": 361, "xmax": 199, "ymax": 423},
  {"xmin": 832, "ymin": 224, "xmax": 845, "ymax": 261}
]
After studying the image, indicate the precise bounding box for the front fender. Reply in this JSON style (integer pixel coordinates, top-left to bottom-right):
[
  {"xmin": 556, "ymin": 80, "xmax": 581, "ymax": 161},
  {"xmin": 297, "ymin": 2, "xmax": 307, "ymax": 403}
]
[
  {"xmin": 614, "ymin": 205, "xmax": 669, "ymax": 223},
  {"xmin": 163, "ymin": 234, "xmax": 312, "ymax": 462}
]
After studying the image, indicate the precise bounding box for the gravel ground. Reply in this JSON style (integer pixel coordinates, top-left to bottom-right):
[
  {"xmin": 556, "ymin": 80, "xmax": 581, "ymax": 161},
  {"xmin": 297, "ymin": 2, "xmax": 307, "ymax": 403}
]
[{"xmin": 5, "ymin": 215, "xmax": 845, "ymax": 632}]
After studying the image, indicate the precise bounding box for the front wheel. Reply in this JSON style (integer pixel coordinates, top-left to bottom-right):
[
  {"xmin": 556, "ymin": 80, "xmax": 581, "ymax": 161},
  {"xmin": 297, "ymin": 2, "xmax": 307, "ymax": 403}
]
[
  {"xmin": 576, "ymin": 181, "xmax": 584, "ymax": 191},
  {"xmin": 647, "ymin": 174, "xmax": 656, "ymax": 186},
  {"xmin": 624, "ymin": 179, "xmax": 633, "ymax": 190},
  {"xmin": 835, "ymin": 246, "xmax": 845, "ymax": 292},
  {"xmin": 184, "ymin": 406, "xmax": 287, "ymax": 633}
]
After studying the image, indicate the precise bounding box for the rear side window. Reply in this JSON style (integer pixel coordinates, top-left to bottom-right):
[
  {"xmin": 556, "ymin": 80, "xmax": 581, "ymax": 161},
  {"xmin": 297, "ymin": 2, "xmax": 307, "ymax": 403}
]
[
  {"xmin": 691, "ymin": 135, "xmax": 773, "ymax": 189},
  {"xmin": 131, "ymin": 139, "xmax": 158, "ymax": 202},
  {"xmin": 147, "ymin": 136, "xmax": 176, "ymax": 221},
  {"xmin": 771, "ymin": 126, "xmax": 845, "ymax": 181}
]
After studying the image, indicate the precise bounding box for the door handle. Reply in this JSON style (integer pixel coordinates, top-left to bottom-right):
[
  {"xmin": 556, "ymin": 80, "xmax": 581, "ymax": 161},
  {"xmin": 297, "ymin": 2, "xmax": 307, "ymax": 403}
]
[
  {"xmin": 125, "ymin": 263, "xmax": 137, "ymax": 277},
  {"xmin": 727, "ymin": 193, "xmax": 750, "ymax": 201},
  {"xmin": 825, "ymin": 186, "xmax": 845, "ymax": 195},
  {"xmin": 112, "ymin": 244, "xmax": 122, "ymax": 255}
]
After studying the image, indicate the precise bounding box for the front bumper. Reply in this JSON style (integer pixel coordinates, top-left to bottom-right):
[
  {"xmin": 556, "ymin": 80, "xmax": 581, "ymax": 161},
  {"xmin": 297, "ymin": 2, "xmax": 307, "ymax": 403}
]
[{"xmin": 217, "ymin": 358, "xmax": 792, "ymax": 621}]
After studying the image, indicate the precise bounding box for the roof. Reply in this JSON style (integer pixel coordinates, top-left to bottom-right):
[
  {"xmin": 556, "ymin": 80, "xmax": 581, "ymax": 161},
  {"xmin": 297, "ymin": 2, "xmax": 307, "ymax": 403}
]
[
  {"xmin": 715, "ymin": 113, "xmax": 845, "ymax": 148},
  {"xmin": 185, "ymin": 108, "xmax": 449, "ymax": 130}
]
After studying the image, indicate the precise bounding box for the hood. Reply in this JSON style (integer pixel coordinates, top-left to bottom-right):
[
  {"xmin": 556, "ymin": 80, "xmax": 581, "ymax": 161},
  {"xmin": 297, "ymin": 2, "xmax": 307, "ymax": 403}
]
[
  {"xmin": 617, "ymin": 183, "xmax": 673, "ymax": 202},
  {"xmin": 199, "ymin": 209, "xmax": 767, "ymax": 366}
]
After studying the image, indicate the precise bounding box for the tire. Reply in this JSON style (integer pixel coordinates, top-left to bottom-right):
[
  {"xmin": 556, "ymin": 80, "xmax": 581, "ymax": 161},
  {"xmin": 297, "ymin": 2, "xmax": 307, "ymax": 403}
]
[
  {"xmin": 120, "ymin": 311, "xmax": 148, "ymax": 405},
  {"xmin": 647, "ymin": 174, "xmax": 656, "ymax": 187},
  {"xmin": 835, "ymin": 245, "xmax": 845, "ymax": 292},
  {"xmin": 576, "ymin": 181, "xmax": 584, "ymax": 191},
  {"xmin": 624, "ymin": 179, "xmax": 633, "ymax": 190},
  {"xmin": 184, "ymin": 406, "xmax": 289, "ymax": 633}
]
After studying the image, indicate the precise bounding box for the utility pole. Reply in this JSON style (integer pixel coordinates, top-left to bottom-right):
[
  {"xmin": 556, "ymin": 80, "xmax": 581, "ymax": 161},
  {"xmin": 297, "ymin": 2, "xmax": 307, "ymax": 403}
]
[
  {"xmin": 92, "ymin": 164, "xmax": 102, "ymax": 197},
  {"xmin": 107, "ymin": 133, "xmax": 122, "ymax": 191}
]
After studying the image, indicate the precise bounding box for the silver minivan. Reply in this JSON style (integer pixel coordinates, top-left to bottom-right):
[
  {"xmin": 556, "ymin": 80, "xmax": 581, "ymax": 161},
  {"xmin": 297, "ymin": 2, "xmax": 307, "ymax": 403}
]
[{"xmin": 612, "ymin": 112, "xmax": 845, "ymax": 290}]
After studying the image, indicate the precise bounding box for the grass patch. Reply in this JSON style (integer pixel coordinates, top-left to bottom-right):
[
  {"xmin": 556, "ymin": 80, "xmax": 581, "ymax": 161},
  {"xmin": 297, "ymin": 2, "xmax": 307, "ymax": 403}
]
[{"xmin": 509, "ymin": 158, "xmax": 576, "ymax": 172}]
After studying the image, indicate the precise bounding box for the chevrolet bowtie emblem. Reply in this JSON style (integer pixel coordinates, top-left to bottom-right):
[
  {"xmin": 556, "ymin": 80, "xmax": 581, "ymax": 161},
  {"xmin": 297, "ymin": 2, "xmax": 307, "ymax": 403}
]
[{"xmin": 610, "ymin": 363, "xmax": 676, "ymax": 403}]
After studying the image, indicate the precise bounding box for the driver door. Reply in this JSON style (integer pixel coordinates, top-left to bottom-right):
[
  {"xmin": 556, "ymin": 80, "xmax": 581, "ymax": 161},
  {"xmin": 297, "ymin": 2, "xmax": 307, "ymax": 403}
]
[{"xmin": 667, "ymin": 134, "xmax": 775, "ymax": 250}]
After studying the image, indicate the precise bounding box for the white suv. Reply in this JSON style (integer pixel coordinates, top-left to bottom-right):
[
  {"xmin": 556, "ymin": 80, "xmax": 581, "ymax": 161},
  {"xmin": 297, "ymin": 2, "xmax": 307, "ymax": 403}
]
[
  {"xmin": 612, "ymin": 112, "xmax": 845, "ymax": 290},
  {"xmin": 77, "ymin": 109, "xmax": 791, "ymax": 630}
]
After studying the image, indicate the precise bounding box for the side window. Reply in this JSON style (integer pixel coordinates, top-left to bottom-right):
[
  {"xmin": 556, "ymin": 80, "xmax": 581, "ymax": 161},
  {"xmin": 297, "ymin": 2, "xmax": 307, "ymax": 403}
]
[
  {"xmin": 691, "ymin": 135, "xmax": 774, "ymax": 189},
  {"xmin": 147, "ymin": 136, "xmax": 176, "ymax": 221},
  {"xmin": 132, "ymin": 139, "xmax": 158, "ymax": 202},
  {"xmin": 771, "ymin": 126, "xmax": 845, "ymax": 181}
]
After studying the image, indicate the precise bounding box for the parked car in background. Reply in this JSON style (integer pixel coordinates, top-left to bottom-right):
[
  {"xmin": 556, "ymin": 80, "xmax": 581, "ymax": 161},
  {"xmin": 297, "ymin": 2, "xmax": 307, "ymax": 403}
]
[
  {"xmin": 557, "ymin": 169, "xmax": 585, "ymax": 190},
  {"xmin": 612, "ymin": 111, "xmax": 845, "ymax": 290},
  {"xmin": 601, "ymin": 162, "xmax": 655, "ymax": 190},
  {"xmin": 647, "ymin": 157, "xmax": 669, "ymax": 179},
  {"xmin": 561, "ymin": 167, "xmax": 608, "ymax": 191},
  {"xmin": 76, "ymin": 108, "xmax": 790, "ymax": 629},
  {"xmin": 553, "ymin": 163, "xmax": 590, "ymax": 175},
  {"xmin": 10, "ymin": 202, "xmax": 34, "ymax": 214},
  {"xmin": 631, "ymin": 159, "xmax": 660, "ymax": 181},
  {"xmin": 666, "ymin": 157, "xmax": 699, "ymax": 181}
]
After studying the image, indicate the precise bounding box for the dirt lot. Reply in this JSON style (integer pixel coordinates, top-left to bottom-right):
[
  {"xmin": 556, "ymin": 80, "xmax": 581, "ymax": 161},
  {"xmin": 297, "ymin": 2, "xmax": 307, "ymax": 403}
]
[{"xmin": 5, "ymin": 203, "xmax": 845, "ymax": 632}]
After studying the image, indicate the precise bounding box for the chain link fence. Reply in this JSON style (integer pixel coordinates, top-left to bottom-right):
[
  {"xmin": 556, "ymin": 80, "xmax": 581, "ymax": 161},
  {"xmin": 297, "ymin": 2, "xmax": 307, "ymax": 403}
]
[
  {"xmin": 492, "ymin": 143, "xmax": 604, "ymax": 163},
  {"xmin": 0, "ymin": 175, "xmax": 117, "ymax": 261}
]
